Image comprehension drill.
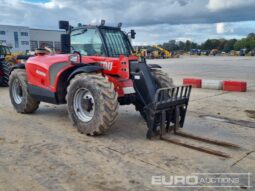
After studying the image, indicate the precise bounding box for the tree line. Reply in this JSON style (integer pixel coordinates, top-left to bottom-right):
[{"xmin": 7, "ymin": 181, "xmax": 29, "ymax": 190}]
[{"xmin": 161, "ymin": 33, "xmax": 255, "ymax": 52}]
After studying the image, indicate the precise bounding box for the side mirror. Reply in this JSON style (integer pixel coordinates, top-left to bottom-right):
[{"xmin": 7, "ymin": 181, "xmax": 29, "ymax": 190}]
[
  {"xmin": 131, "ymin": 30, "xmax": 136, "ymax": 39},
  {"xmin": 59, "ymin": 21, "xmax": 69, "ymax": 31},
  {"xmin": 61, "ymin": 34, "xmax": 71, "ymax": 54}
]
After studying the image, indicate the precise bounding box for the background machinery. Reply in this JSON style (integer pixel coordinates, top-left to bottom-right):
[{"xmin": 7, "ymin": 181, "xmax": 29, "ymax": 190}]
[
  {"xmin": 210, "ymin": 49, "xmax": 219, "ymax": 56},
  {"xmin": 152, "ymin": 45, "xmax": 172, "ymax": 58},
  {"xmin": 190, "ymin": 49, "xmax": 201, "ymax": 56},
  {"xmin": 0, "ymin": 45, "xmax": 14, "ymax": 86}
]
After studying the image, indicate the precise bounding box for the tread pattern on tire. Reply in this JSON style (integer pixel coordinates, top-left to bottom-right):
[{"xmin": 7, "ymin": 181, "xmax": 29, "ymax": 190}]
[
  {"xmin": 151, "ymin": 69, "xmax": 174, "ymax": 88},
  {"xmin": 134, "ymin": 69, "xmax": 174, "ymax": 118},
  {"xmin": 66, "ymin": 73, "xmax": 119, "ymax": 135},
  {"xmin": 9, "ymin": 69, "xmax": 40, "ymax": 113},
  {"xmin": 0, "ymin": 62, "xmax": 12, "ymax": 87}
]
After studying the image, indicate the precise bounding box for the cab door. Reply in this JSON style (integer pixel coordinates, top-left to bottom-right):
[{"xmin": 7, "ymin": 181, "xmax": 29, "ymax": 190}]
[{"xmin": 71, "ymin": 28, "xmax": 107, "ymax": 63}]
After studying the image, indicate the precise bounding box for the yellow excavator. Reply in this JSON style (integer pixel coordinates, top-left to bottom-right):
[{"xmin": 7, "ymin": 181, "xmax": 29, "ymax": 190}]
[{"xmin": 152, "ymin": 45, "xmax": 172, "ymax": 58}]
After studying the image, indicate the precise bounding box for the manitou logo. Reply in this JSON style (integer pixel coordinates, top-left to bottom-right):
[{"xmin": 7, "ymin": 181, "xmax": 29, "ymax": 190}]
[{"xmin": 99, "ymin": 61, "xmax": 113, "ymax": 70}]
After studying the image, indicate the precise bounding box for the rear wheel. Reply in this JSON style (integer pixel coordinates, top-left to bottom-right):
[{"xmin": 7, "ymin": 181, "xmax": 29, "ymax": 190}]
[
  {"xmin": 134, "ymin": 69, "xmax": 174, "ymax": 119},
  {"xmin": 9, "ymin": 69, "xmax": 40, "ymax": 113},
  {"xmin": 66, "ymin": 73, "xmax": 119, "ymax": 135},
  {"xmin": 0, "ymin": 62, "xmax": 12, "ymax": 87}
]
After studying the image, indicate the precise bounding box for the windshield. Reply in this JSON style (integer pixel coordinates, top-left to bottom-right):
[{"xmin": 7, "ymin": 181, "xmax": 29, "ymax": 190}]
[
  {"xmin": 71, "ymin": 28, "xmax": 106, "ymax": 56},
  {"xmin": 100, "ymin": 29, "xmax": 132, "ymax": 57}
]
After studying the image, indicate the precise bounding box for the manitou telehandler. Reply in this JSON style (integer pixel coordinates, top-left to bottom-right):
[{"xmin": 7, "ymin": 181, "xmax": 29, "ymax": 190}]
[
  {"xmin": 9, "ymin": 20, "xmax": 240, "ymax": 157},
  {"xmin": 9, "ymin": 20, "xmax": 191, "ymax": 139}
]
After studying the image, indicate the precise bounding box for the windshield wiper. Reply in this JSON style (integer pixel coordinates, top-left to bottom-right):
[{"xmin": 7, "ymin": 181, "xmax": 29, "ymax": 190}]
[{"xmin": 72, "ymin": 29, "xmax": 87, "ymax": 36}]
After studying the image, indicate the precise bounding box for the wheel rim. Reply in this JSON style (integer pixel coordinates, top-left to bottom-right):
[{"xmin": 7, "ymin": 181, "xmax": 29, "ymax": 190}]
[
  {"xmin": 12, "ymin": 79, "xmax": 23, "ymax": 104},
  {"xmin": 73, "ymin": 88, "xmax": 95, "ymax": 122}
]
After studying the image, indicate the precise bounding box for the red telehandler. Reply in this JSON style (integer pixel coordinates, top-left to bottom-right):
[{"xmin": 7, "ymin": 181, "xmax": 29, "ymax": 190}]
[
  {"xmin": 9, "ymin": 20, "xmax": 190, "ymax": 138},
  {"xmin": 8, "ymin": 21, "xmax": 239, "ymax": 157}
]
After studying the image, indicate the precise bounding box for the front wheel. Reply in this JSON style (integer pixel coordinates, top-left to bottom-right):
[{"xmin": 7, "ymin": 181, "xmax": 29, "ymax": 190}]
[
  {"xmin": 66, "ymin": 73, "xmax": 119, "ymax": 135},
  {"xmin": 9, "ymin": 69, "xmax": 40, "ymax": 113}
]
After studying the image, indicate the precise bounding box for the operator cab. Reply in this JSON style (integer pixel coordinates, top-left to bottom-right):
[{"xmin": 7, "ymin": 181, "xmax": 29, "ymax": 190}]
[{"xmin": 59, "ymin": 20, "xmax": 136, "ymax": 58}]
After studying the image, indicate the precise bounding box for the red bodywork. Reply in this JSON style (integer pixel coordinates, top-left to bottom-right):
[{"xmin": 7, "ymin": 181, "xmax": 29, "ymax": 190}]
[{"xmin": 26, "ymin": 53, "xmax": 138, "ymax": 96}]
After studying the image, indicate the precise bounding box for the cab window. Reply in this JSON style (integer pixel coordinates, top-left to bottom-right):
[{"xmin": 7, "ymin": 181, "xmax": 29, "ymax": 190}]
[{"xmin": 71, "ymin": 28, "xmax": 105, "ymax": 56}]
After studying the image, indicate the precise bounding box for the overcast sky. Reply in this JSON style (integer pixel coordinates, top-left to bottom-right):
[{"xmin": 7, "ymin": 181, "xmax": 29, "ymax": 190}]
[{"xmin": 0, "ymin": 0, "xmax": 255, "ymax": 45}]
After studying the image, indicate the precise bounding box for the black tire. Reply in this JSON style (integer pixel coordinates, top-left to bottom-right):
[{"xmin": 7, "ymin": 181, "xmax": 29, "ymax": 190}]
[
  {"xmin": 9, "ymin": 69, "xmax": 40, "ymax": 113},
  {"xmin": 134, "ymin": 69, "xmax": 174, "ymax": 119},
  {"xmin": 0, "ymin": 61, "xmax": 12, "ymax": 87},
  {"xmin": 66, "ymin": 73, "xmax": 119, "ymax": 135},
  {"xmin": 151, "ymin": 69, "xmax": 174, "ymax": 88}
]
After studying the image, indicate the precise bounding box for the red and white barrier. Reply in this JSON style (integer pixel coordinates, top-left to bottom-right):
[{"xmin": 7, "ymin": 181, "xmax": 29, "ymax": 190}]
[
  {"xmin": 183, "ymin": 78, "xmax": 201, "ymax": 88},
  {"xmin": 202, "ymin": 80, "xmax": 223, "ymax": 90},
  {"xmin": 223, "ymin": 81, "xmax": 247, "ymax": 92},
  {"xmin": 183, "ymin": 78, "xmax": 247, "ymax": 92}
]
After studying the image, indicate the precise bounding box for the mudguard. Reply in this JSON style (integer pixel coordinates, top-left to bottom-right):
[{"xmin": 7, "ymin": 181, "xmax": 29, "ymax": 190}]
[
  {"xmin": 67, "ymin": 65, "xmax": 103, "ymax": 82},
  {"xmin": 148, "ymin": 64, "xmax": 162, "ymax": 69}
]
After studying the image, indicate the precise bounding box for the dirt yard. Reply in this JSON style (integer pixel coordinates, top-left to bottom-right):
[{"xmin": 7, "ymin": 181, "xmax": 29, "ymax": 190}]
[{"xmin": 0, "ymin": 56, "xmax": 254, "ymax": 191}]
